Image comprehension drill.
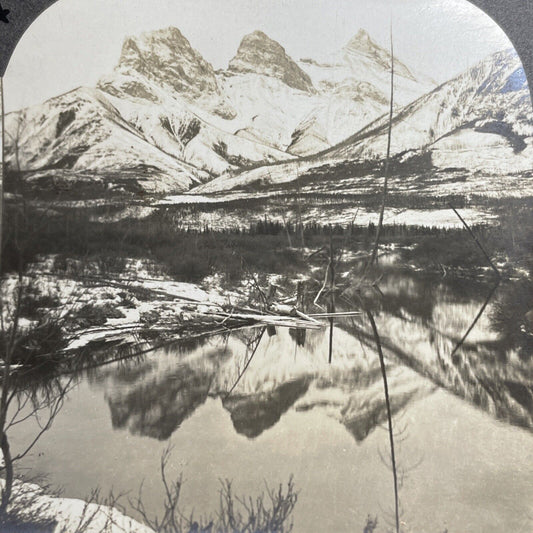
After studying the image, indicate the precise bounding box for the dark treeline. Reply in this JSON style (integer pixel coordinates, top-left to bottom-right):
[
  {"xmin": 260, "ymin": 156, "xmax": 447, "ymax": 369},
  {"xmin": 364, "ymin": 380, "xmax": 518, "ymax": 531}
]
[
  {"xmin": 247, "ymin": 218, "xmax": 458, "ymax": 238},
  {"xmin": 2, "ymin": 198, "xmax": 532, "ymax": 283}
]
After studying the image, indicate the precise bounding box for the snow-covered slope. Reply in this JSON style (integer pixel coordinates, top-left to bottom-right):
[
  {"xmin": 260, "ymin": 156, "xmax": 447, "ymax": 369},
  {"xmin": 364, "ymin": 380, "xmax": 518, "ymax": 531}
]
[
  {"xmin": 287, "ymin": 76, "xmax": 389, "ymax": 155},
  {"xmin": 100, "ymin": 90, "xmax": 292, "ymax": 177},
  {"xmin": 7, "ymin": 26, "xmax": 526, "ymax": 196},
  {"xmin": 4, "ymin": 87, "xmax": 210, "ymax": 193},
  {"xmin": 219, "ymin": 72, "xmax": 319, "ymax": 151},
  {"xmin": 11, "ymin": 25, "xmax": 431, "ymax": 192},
  {"xmin": 196, "ymin": 48, "xmax": 532, "ymax": 193},
  {"xmin": 4, "ymin": 27, "xmax": 297, "ymax": 193},
  {"xmin": 219, "ymin": 29, "xmax": 435, "ymax": 156},
  {"xmin": 331, "ymin": 48, "xmax": 533, "ymax": 169},
  {"xmin": 97, "ymin": 27, "xmax": 294, "ymax": 177},
  {"xmin": 288, "ymin": 29, "xmax": 436, "ymax": 155}
]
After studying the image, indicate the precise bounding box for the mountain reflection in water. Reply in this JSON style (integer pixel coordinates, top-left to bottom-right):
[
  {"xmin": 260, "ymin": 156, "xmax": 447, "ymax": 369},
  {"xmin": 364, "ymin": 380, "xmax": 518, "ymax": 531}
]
[
  {"xmin": 7, "ymin": 271, "xmax": 533, "ymax": 533},
  {"xmin": 92, "ymin": 272, "xmax": 533, "ymax": 442}
]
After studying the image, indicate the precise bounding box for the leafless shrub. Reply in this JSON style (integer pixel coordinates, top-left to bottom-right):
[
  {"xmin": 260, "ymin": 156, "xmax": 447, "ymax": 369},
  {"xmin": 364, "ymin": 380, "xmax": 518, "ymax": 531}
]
[
  {"xmin": 131, "ymin": 447, "xmax": 298, "ymax": 533},
  {"xmin": 216, "ymin": 477, "xmax": 297, "ymax": 533}
]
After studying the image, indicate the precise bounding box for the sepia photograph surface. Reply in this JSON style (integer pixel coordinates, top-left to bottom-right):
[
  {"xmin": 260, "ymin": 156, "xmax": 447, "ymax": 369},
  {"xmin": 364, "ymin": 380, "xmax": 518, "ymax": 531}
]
[{"xmin": 0, "ymin": 0, "xmax": 532, "ymax": 531}]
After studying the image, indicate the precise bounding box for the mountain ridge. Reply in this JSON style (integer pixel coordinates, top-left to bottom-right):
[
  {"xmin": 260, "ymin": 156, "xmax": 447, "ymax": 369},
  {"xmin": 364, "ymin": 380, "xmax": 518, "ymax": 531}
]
[
  {"xmin": 6, "ymin": 26, "xmax": 525, "ymax": 196},
  {"xmin": 195, "ymin": 47, "xmax": 532, "ymax": 194}
]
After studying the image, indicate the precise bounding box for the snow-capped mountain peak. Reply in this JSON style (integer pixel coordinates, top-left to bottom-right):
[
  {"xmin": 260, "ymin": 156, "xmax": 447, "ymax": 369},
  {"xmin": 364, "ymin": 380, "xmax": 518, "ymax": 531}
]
[
  {"xmin": 228, "ymin": 30, "xmax": 314, "ymax": 92},
  {"xmin": 196, "ymin": 47, "xmax": 532, "ymax": 193},
  {"xmin": 342, "ymin": 28, "xmax": 416, "ymax": 83},
  {"xmin": 99, "ymin": 26, "xmax": 236, "ymax": 119},
  {"xmin": 13, "ymin": 26, "xmax": 525, "ymax": 197},
  {"xmin": 344, "ymin": 28, "xmax": 377, "ymax": 51}
]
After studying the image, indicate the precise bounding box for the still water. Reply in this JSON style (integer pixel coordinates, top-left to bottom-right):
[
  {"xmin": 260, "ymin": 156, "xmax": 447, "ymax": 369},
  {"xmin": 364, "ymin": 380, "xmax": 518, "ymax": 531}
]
[{"xmin": 8, "ymin": 273, "xmax": 533, "ymax": 532}]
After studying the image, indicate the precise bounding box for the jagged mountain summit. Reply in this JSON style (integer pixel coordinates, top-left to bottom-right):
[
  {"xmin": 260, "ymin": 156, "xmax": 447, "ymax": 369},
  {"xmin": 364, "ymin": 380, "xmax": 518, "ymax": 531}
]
[
  {"xmin": 343, "ymin": 29, "xmax": 416, "ymax": 83},
  {"xmin": 289, "ymin": 29, "xmax": 437, "ymax": 155},
  {"xmin": 6, "ymin": 26, "xmax": 303, "ymax": 192},
  {"xmin": 197, "ymin": 48, "xmax": 532, "ymax": 193},
  {"xmin": 228, "ymin": 30, "xmax": 314, "ymax": 92},
  {"xmin": 100, "ymin": 26, "xmax": 236, "ymax": 119},
  {"xmin": 10, "ymin": 24, "xmax": 515, "ymax": 196}
]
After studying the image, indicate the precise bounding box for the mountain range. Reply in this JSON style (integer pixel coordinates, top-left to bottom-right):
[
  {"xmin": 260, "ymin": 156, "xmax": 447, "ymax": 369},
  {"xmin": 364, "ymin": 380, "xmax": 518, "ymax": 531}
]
[{"xmin": 4, "ymin": 26, "xmax": 531, "ymax": 195}]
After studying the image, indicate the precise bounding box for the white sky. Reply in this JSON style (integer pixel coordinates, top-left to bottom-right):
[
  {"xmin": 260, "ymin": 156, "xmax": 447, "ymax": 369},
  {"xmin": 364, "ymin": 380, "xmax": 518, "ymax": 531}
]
[{"xmin": 4, "ymin": 0, "xmax": 512, "ymax": 112}]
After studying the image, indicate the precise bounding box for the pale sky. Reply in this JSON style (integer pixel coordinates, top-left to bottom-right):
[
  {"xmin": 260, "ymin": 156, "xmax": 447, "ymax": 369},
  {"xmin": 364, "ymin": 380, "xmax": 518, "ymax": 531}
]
[{"xmin": 4, "ymin": 0, "xmax": 512, "ymax": 112}]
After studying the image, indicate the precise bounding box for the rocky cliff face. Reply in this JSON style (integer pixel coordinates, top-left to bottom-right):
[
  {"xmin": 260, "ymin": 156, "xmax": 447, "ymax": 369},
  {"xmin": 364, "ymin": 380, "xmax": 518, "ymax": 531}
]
[
  {"xmin": 228, "ymin": 30, "xmax": 314, "ymax": 92},
  {"xmin": 99, "ymin": 26, "xmax": 235, "ymax": 119}
]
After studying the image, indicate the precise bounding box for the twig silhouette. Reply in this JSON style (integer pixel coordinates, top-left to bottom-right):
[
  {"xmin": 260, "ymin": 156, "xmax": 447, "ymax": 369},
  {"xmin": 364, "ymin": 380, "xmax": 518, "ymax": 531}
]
[
  {"xmin": 449, "ymin": 203, "xmax": 500, "ymax": 277},
  {"xmin": 224, "ymin": 327, "xmax": 266, "ymax": 399}
]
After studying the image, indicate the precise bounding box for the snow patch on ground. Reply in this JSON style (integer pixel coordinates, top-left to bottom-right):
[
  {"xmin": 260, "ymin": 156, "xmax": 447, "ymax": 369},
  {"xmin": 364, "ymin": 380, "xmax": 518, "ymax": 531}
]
[
  {"xmin": 2, "ymin": 479, "xmax": 153, "ymax": 533},
  {"xmin": 3, "ymin": 256, "xmax": 234, "ymax": 353}
]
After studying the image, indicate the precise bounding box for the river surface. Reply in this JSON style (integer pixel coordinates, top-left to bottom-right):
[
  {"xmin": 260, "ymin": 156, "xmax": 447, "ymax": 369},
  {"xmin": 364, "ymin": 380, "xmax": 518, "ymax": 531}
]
[{"xmin": 8, "ymin": 272, "xmax": 533, "ymax": 533}]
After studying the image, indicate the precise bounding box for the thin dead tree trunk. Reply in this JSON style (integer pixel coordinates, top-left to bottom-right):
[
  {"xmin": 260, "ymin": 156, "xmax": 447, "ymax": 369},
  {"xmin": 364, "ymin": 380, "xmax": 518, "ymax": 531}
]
[
  {"xmin": 328, "ymin": 228, "xmax": 335, "ymax": 364},
  {"xmin": 0, "ymin": 86, "xmax": 26, "ymax": 510},
  {"xmin": 449, "ymin": 203, "xmax": 500, "ymax": 277},
  {"xmin": 296, "ymin": 164, "xmax": 305, "ymax": 248},
  {"xmin": 0, "ymin": 280, "xmax": 17, "ymax": 516},
  {"xmin": 369, "ymin": 23, "xmax": 394, "ymax": 267},
  {"xmin": 366, "ymin": 310, "xmax": 400, "ymax": 533},
  {"xmin": 0, "ymin": 432, "xmax": 13, "ymax": 515},
  {"xmin": 224, "ymin": 328, "xmax": 266, "ymax": 399},
  {"xmin": 450, "ymin": 280, "xmax": 499, "ymax": 358},
  {"xmin": 0, "ymin": 80, "xmax": 14, "ymax": 507}
]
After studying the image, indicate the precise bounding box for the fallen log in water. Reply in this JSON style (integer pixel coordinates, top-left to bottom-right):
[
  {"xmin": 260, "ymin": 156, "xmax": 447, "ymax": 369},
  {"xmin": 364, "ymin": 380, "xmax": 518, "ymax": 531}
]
[
  {"xmin": 58, "ymin": 302, "xmax": 324, "ymax": 357},
  {"xmin": 308, "ymin": 311, "xmax": 362, "ymax": 318},
  {"xmin": 194, "ymin": 310, "xmax": 322, "ymax": 330}
]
